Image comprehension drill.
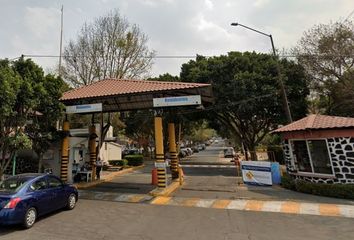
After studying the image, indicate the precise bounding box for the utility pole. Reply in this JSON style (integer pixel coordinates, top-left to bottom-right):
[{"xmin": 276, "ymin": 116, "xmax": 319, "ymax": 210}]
[{"xmin": 58, "ymin": 5, "xmax": 64, "ymax": 77}]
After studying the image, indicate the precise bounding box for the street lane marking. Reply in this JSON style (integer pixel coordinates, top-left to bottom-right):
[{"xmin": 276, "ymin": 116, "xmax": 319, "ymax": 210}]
[
  {"xmin": 245, "ymin": 200, "xmax": 264, "ymax": 211},
  {"xmin": 339, "ymin": 205, "xmax": 354, "ymax": 218},
  {"xmin": 319, "ymin": 204, "xmax": 340, "ymax": 217},
  {"xmin": 129, "ymin": 195, "xmax": 147, "ymax": 203},
  {"xmin": 226, "ymin": 200, "xmax": 248, "ymax": 210},
  {"xmin": 262, "ymin": 201, "xmax": 283, "ymax": 213},
  {"xmin": 300, "ymin": 203, "xmax": 320, "ymax": 215},
  {"xmin": 151, "ymin": 196, "xmax": 171, "ymax": 205},
  {"xmin": 211, "ymin": 200, "xmax": 231, "ymax": 209},
  {"xmin": 180, "ymin": 165, "xmax": 236, "ymax": 168},
  {"xmin": 181, "ymin": 198, "xmax": 200, "ymax": 207},
  {"xmin": 195, "ymin": 199, "xmax": 216, "ymax": 208},
  {"xmin": 80, "ymin": 190, "xmax": 354, "ymax": 218},
  {"xmin": 281, "ymin": 202, "xmax": 300, "ymax": 214}
]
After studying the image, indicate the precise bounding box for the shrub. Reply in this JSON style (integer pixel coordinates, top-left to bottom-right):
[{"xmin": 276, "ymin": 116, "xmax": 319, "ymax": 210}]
[
  {"xmin": 281, "ymin": 174, "xmax": 354, "ymax": 199},
  {"xmin": 281, "ymin": 174, "xmax": 296, "ymax": 190},
  {"xmin": 108, "ymin": 159, "xmax": 128, "ymax": 166},
  {"xmin": 125, "ymin": 154, "xmax": 144, "ymax": 166}
]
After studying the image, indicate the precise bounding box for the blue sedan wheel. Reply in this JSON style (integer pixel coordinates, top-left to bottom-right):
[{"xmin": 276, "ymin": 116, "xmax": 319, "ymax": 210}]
[
  {"xmin": 23, "ymin": 207, "xmax": 37, "ymax": 229},
  {"xmin": 67, "ymin": 194, "xmax": 76, "ymax": 210}
]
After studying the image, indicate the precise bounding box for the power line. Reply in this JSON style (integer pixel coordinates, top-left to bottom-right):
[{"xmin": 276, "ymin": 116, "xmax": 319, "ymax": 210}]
[{"xmin": 9, "ymin": 53, "xmax": 354, "ymax": 61}]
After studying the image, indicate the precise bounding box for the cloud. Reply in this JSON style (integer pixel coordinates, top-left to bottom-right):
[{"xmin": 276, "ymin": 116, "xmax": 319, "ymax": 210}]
[
  {"xmin": 24, "ymin": 7, "xmax": 60, "ymax": 38},
  {"xmin": 253, "ymin": 0, "xmax": 271, "ymax": 8},
  {"xmin": 1, "ymin": 0, "xmax": 354, "ymax": 76},
  {"xmin": 204, "ymin": 0, "xmax": 214, "ymax": 10}
]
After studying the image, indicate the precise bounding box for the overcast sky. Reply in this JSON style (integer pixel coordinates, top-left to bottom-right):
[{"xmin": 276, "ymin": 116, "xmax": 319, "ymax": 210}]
[{"xmin": 1, "ymin": 0, "xmax": 354, "ymax": 77}]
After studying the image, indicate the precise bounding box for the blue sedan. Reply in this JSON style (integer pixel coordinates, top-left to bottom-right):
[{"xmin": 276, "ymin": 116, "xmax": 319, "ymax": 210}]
[{"xmin": 0, "ymin": 173, "xmax": 78, "ymax": 228}]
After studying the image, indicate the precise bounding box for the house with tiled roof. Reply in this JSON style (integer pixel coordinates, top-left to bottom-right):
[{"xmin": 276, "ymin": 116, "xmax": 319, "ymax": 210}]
[{"xmin": 273, "ymin": 114, "xmax": 354, "ymax": 184}]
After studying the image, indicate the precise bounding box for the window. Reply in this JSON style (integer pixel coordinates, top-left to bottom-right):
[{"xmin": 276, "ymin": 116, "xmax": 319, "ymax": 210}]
[
  {"xmin": 0, "ymin": 177, "xmax": 30, "ymax": 193},
  {"xmin": 30, "ymin": 179, "xmax": 47, "ymax": 191},
  {"xmin": 290, "ymin": 139, "xmax": 333, "ymax": 175},
  {"xmin": 48, "ymin": 177, "xmax": 63, "ymax": 188}
]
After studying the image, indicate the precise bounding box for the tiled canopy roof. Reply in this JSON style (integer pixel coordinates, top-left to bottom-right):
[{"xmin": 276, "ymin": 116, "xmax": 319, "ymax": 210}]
[
  {"xmin": 273, "ymin": 114, "xmax": 354, "ymax": 133},
  {"xmin": 61, "ymin": 78, "xmax": 210, "ymax": 101}
]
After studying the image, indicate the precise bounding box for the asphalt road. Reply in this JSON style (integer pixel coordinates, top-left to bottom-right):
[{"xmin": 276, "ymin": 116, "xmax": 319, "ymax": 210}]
[
  {"xmin": 2, "ymin": 140, "xmax": 353, "ymax": 239},
  {"xmin": 1, "ymin": 199, "xmax": 353, "ymax": 240}
]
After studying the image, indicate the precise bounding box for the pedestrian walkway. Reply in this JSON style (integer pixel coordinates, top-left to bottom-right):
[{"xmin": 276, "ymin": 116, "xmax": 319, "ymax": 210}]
[
  {"xmin": 85, "ymin": 163, "xmax": 156, "ymax": 194},
  {"xmin": 79, "ymin": 190, "xmax": 153, "ymax": 203},
  {"xmin": 79, "ymin": 189, "xmax": 354, "ymax": 219},
  {"xmin": 150, "ymin": 196, "xmax": 354, "ymax": 219},
  {"xmin": 181, "ymin": 164, "xmax": 236, "ymax": 168}
]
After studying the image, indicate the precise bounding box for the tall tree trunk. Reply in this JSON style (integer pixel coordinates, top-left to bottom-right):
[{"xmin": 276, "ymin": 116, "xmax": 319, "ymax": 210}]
[
  {"xmin": 0, "ymin": 167, "xmax": 3, "ymax": 181},
  {"xmin": 37, "ymin": 152, "xmax": 43, "ymax": 173},
  {"xmin": 248, "ymin": 145, "xmax": 258, "ymax": 161}
]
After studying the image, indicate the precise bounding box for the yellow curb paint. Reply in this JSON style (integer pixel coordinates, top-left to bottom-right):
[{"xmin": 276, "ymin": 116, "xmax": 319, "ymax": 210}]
[
  {"xmin": 149, "ymin": 181, "xmax": 181, "ymax": 197},
  {"xmin": 181, "ymin": 198, "xmax": 200, "ymax": 207},
  {"xmin": 319, "ymin": 204, "xmax": 340, "ymax": 217},
  {"xmin": 151, "ymin": 196, "xmax": 171, "ymax": 205},
  {"xmin": 245, "ymin": 200, "xmax": 264, "ymax": 211},
  {"xmin": 281, "ymin": 202, "xmax": 300, "ymax": 214},
  {"xmin": 129, "ymin": 195, "xmax": 146, "ymax": 203},
  {"xmin": 211, "ymin": 200, "xmax": 231, "ymax": 209}
]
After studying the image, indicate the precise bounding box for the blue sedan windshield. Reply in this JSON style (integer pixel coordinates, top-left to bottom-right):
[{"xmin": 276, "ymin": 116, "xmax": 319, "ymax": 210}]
[{"xmin": 0, "ymin": 177, "xmax": 31, "ymax": 193}]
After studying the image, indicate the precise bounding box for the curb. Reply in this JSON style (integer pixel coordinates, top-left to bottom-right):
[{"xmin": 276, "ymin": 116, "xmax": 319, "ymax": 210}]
[
  {"xmin": 74, "ymin": 165, "xmax": 145, "ymax": 189},
  {"xmin": 150, "ymin": 196, "xmax": 354, "ymax": 218},
  {"xmin": 149, "ymin": 180, "xmax": 182, "ymax": 197}
]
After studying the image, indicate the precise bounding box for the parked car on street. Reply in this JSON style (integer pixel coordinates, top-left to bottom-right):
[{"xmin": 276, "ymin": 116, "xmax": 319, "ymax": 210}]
[
  {"xmin": 179, "ymin": 149, "xmax": 188, "ymax": 158},
  {"xmin": 0, "ymin": 173, "xmax": 78, "ymax": 228},
  {"xmin": 223, "ymin": 147, "xmax": 236, "ymax": 158},
  {"xmin": 198, "ymin": 144, "xmax": 206, "ymax": 151}
]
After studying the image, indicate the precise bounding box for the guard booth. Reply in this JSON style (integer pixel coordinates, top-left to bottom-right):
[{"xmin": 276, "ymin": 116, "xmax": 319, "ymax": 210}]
[{"xmin": 59, "ymin": 79, "xmax": 213, "ymax": 188}]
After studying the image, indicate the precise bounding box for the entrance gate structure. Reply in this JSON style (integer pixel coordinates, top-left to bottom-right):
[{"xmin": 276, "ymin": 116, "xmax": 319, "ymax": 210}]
[{"xmin": 60, "ymin": 79, "xmax": 213, "ymax": 188}]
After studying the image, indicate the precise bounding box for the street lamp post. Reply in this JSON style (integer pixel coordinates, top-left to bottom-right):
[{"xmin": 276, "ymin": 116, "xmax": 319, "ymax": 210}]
[{"xmin": 230, "ymin": 22, "xmax": 293, "ymax": 123}]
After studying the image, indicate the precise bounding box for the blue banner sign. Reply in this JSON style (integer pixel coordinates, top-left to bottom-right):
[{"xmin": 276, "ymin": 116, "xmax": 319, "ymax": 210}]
[{"xmin": 241, "ymin": 161, "xmax": 272, "ymax": 186}]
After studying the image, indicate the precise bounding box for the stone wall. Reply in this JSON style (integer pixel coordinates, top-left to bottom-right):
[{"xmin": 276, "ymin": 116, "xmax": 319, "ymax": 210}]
[{"xmin": 283, "ymin": 137, "xmax": 354, "ymax": 184}]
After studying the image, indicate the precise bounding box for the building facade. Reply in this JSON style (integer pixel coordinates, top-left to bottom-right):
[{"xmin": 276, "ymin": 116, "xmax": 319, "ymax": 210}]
[{"xmin": 274, "ymin": 115, "xmax": 354, "ymax": 184}]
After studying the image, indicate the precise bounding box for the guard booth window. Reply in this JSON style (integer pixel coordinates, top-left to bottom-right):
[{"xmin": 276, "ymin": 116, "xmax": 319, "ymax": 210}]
[{"xmin": 290, "ymin": 139, "xmax": 333, "ymax": 175}]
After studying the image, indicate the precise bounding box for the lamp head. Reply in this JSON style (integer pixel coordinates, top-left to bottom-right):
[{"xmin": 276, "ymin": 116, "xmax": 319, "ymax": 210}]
[{"xmin": 230, "ymin": 23, "xmax": 239, "ymax": 26}]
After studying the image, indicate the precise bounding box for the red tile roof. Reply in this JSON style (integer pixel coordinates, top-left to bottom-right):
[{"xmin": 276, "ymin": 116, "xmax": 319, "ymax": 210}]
[
  {"xmin": 61, "ymin": 78, "xmax": 210, "ymax": 101},
  {"xmin": 273, "ymin": 114, "xmax": 354, "ymax": 133}
]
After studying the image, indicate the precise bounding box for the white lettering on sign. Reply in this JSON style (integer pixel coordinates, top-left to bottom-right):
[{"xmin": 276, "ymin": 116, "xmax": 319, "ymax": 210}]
[
  {"xmin": 66, "ymin": 103, "xmax": 102, "ymax": 114},
  {"xmin": 153, "ymin": 95, "xmax": 201, "ymax": 107},
  {"xmin": 155, "ymin": 162, "xmax": 167, "ymax": 168}
]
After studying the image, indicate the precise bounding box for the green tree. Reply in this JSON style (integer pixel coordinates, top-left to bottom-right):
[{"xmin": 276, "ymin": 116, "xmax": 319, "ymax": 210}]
[
  {"xmin": 148, "ymin": 73, "xmax": 179, "ymax": 82},
  {"xmin": 123, "ymin": 110, "xmax": 154, "ymax": 157},
  {"xmin": 293, "ymin": 21, "xmax": 354, "ymax": 115},
  {"xmin": 0, "ymin": 58, "xmax": 65, "ymax": 179},
  {"xmin": 180, "ymin": 52, "xmax": 309, "ymax": 159},
  {"xmin": 63, "ymin": 9, "xmax": 155, "ymax": 87}
]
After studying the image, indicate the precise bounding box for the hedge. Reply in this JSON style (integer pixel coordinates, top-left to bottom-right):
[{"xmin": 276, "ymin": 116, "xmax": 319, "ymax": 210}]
[
  {"xmin": 124, "ymin": 154, "xmax": 144, "ymax": 166},
  {"xmin": 281, "ymin": 174, "xmax": 354, "ymax": 199},
  {"xmin": 108, "ymin": 159, "xmax": 128, "ymax": 167}
]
